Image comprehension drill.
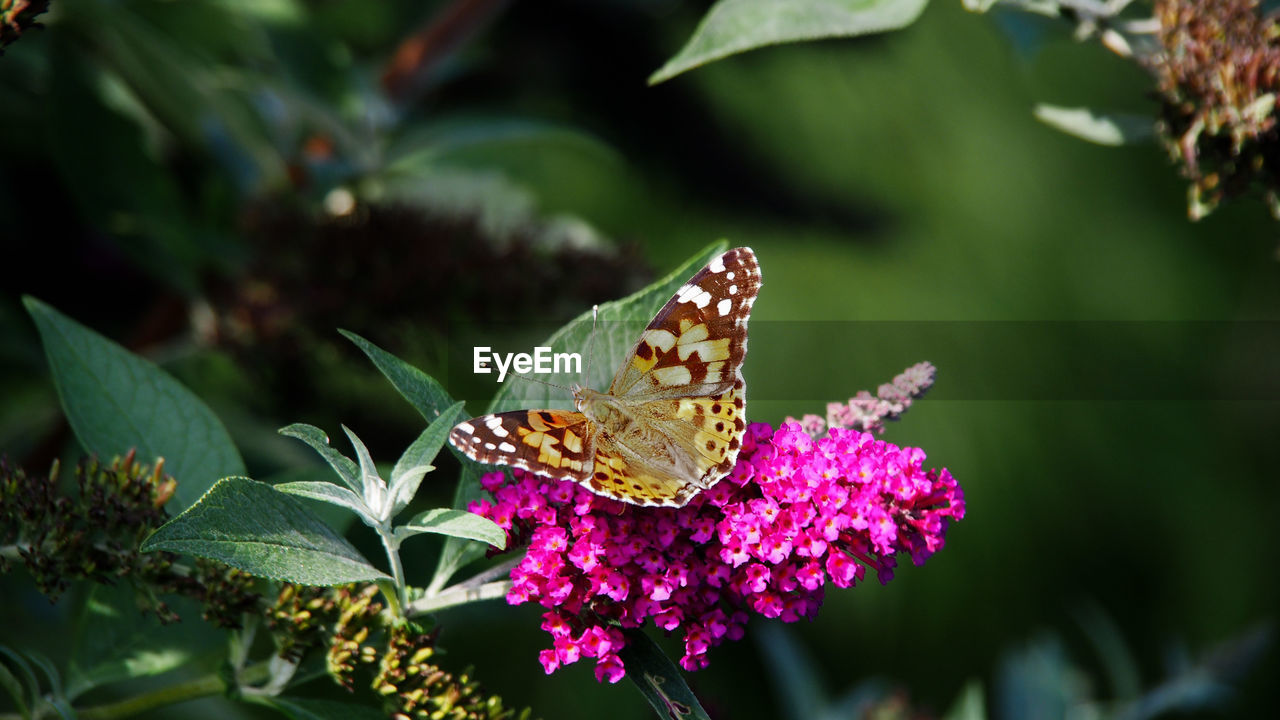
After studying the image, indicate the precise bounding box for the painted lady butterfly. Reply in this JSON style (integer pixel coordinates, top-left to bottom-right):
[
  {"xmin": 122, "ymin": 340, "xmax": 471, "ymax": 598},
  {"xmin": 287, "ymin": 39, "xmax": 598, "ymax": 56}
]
[{"xmin": 449, "ymin": 247, "xmax": 762, "ymax": 507}]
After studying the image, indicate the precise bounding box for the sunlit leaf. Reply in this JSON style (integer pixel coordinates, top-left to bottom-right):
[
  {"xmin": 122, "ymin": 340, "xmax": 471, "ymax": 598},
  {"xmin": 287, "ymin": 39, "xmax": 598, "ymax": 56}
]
[
  {"xmin": 650, "ymin": 0, "xmax": 929, "ymax": 84},
  {"xmin": 1033, "ymin": 105, "xmax": 1154, "ymax": 146},
  {"xmin": 141, "ymin": 477, "xmax": 390, "ymax": 585}
]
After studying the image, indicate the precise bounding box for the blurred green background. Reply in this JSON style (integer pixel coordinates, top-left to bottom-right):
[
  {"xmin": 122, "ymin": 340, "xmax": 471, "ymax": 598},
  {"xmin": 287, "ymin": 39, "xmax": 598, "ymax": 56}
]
[{"xmin": 2, "ymin": 0, "xmax": 1276, "ymax": 718}]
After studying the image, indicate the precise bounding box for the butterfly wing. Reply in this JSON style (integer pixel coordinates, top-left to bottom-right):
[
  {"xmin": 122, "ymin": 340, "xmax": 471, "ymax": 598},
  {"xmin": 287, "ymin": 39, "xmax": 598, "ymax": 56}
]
[
  {"xmin": 610, "ymin": 246, "xmax": 761, "ymax": 402},
  {"xmin": 597, "ymin": 247, "xmax": 760, "ymax": 504},
  {"xmin": 450, "ymin": 409, "xmax": 594, "ymax": 482}
]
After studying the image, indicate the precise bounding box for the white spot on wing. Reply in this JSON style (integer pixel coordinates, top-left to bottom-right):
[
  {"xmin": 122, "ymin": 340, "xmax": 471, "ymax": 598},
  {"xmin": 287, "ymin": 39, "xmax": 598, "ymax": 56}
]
[
  {"xmin": 717, "ymin": 298, "xmax": 732, "ymax": 316},
  {"xmin": 498, "ymin": 442, "xmax": 516, "ymax": 453},
  {"xmin": 677, "ymin": 283, "xmax": 712, "ymax": 308},
  {"xmin": 709, "ymin": 256, "xmax": 726, "ymax": 273},
  {"xmin": 455, "ymin": 422, "xmax": 475, "ymax": 434}
]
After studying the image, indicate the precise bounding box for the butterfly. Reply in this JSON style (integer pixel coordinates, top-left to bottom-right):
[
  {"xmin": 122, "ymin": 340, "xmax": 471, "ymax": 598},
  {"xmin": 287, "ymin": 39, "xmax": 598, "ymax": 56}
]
[{"xmin": 449, "ymin": 247, "xmax": 762, "ymax": 507}]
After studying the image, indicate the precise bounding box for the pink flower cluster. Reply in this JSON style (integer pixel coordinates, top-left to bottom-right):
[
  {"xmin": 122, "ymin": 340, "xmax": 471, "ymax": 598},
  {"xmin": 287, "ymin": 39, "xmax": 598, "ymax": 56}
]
[
  {"xmin": 468, "ymin": 420, "xmax": 964, "ymax": 682},
  {"xmin": 789, "ymin": 361, "xmax": 937, "ymax": 437}
]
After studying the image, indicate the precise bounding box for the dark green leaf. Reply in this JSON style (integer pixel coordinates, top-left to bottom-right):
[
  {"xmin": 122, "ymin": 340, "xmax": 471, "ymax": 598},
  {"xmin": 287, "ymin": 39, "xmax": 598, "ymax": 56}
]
[
  {"xmin": 278, "ymin": 424, "xmax": 361, "ymax": 495},
  {"xmin": 650, "ymin": 0, "xmax": 929, "ymax": 84},
  {"xmin": 339, "ymin": 330, "xmax": 456, "ymax": 422},
  {"xmin": 141, "ymin": 477, "xmax": 390, "ymax": 585},
  {"xmin": 395, "ymin": 508, "xmax": 506, "ymax": 549},
  {"xmin": 0, "ymin": 649, "xmax": 31, "ymax": 718},
  {"xmin": 620, "ymin": 628, "xmax": 711, "ymax": 720},
  {"xmin": 254, "ymin": 696, "xmax": 388, "ymax": 720},
  {"xmin": 67, "ymin": 584, "xmax": 210, "ymax": 699},
  {"xmin": 23, "ymin": 297, "xmax": 245, "ymax": 508}
]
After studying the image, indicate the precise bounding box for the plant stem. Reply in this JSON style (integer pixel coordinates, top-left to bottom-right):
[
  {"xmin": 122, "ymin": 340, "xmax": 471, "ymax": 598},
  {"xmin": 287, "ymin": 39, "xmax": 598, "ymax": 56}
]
[
  {"xmin": 407, "ymin": 579, "xmax": 512, "ymax": 615},
  {"xmin": 378, "ymin": 527, "xmax": 407, "ymax": 612}
]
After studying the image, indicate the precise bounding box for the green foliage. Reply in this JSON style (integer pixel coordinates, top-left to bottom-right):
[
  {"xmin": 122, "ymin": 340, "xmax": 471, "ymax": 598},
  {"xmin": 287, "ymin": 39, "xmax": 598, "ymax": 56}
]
[
  {"xmin": 66, "ymin": 584, "xmax": 213, "ymax": 699},
  {"xmin": 23, "ymin": 297, "xmax": 245, "ymax": 508},
  {"xmin": 650, "ymin": 0, "xmax": 929, "ymax": 84},
  {"xmin": 1033, "ymin": 105, "xmax": 1155, "ymax": 146},
  {"xmin": 617, "ymin": 629, "xmax": 712, "ymax": 720},
  {"xmin": 395, "ymin": 507, "xmax": 506, "ymax": 549},
  {"xmin": 141, "ymin": 477, "xmax": 392, "ymax": 585}
]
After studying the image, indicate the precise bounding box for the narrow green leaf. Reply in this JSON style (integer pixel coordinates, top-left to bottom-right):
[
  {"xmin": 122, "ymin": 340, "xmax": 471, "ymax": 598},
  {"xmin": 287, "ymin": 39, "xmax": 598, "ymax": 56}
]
[
  {"xmin": 23, "ymin": 297, "xmax": 245, "ymax": 508},
  {"xmin": 274, "ymin": 481, "xmax": 378, "ymax": 528},
  {"xmin": 389, "ymin": 402, "xmax": 466, "ymax": 515},
  {"xmin": 141, "ymin": 477, "xmax": 390, "ymax": 585},
  {"xmin": 0, "ymin": 647, "xmax": 38, "ymax": 715},
  {"xmin": 253, "ymin": 696, "xmax": 387, "ymax": 720},
  {"xmin": 1033, "ymin": 105, "xmax": 1155, "ymax": 146},
  {"xmin": 395, "ymin": 508, "xmax": 506, "ymax": 549},
  {"xmin": 67, "ymin": 585, "xmax": 209, "ymax": 699},
  {"xmin": 278, "ymin": 424, "xmax": 361, "ymax": 494},
  {"xmin": 340, "ymin": 425, "xmax": 383, "ymax": 509},
  {"xmin": 942, "ymin": 680, "xmax": 988, "ymax": 720},
  {"xmin": 339, "ymin": 330, "xmax": 456, "ymax": 421},
  {"xmin": 23, "ymin": 653, "xmax": 63, "ymax": 705},
  {"xmin": 620, "ymin": 628, "xmax": 712, "ymax": 720},
  {"xmin": 650, "ymin": 0, "xmax": 929, "ymax": 84},
  {"xmin": 0, "ymin": 652, "xmax": 30, "ymax": 718}
]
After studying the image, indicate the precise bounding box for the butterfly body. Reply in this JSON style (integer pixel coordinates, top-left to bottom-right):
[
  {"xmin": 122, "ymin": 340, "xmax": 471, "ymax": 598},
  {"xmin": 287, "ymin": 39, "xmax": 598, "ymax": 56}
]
[{"xmin": 450, "ymin": 247, "xmax": 761, "ymax": 507}]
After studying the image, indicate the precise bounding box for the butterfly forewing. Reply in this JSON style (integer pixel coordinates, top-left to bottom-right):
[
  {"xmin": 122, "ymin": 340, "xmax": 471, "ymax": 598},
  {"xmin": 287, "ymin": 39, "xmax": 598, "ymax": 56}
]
[
  {"xmin": 450, "ymin": 409, "xmax": 594, "ymax": 482},
  {"xmin": 449, "ymin": 247, "xmax": 762, "ymax": 508},
  {"xmin": 610, "ymin": 247, "xmax": 760, "ymax": 401}
]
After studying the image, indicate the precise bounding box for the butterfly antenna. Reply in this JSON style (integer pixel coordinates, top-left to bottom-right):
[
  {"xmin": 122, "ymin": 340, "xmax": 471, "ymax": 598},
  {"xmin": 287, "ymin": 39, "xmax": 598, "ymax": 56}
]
[{"xmin": 582, "ymin": 304, "xmax": 599, "ymax": 388}]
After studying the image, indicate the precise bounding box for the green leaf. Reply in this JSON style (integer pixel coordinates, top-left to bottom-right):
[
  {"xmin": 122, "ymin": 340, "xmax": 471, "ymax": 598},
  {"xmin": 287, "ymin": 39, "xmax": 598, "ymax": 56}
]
[
  {"xmin": 650, "ymin": 0, "xmax": 929, "ymax": 84},
  {"xmin": 340, "ymin": 425, "xmax": 383, "ymax": 509},
  {"xmin": 253, "ymin": 696, "xmax": 388, "ymax": 720},
  {"xmin": 141, "ymin": 477, "xmax": 391, "ymax": 585},
  {"xmin": 620, "ymin": 628, "xmax": 712, "ymax": 720},
  {"xmin": 0, "ymin": 649, "xmax": 31, "ymax": 718},
  {"xmin": 278, "ymin": 423, "xmax": 361, "ymax": 495},
  {"xmin": 274, "ymin": 481, "xmax": 378, "ymax": 528},
  {"xmin": 389, "ymin": 402, "xmax": 466, "ymax": 516},
  {"xmin": 339, "ymin": 330, "xmax": 457, "ymax": 422},
  {"xmin": 23, "ymin": 297, "xmax": 245, "ymax": 508},
  {"xmin": 67, "ymin": 584, "xmax": 209, "ymax": 699},
  {"xmin": 1033, "ymin": 105, "xmax": 1155, "ymax": 146},
  {"xmin": 395, "ymin": 508, "xmax": 506, "ymax": 549},
  {"xmin": 942, "ymin": 680, "xmax": 988, "ymax": 720}
]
